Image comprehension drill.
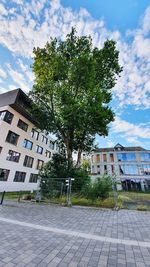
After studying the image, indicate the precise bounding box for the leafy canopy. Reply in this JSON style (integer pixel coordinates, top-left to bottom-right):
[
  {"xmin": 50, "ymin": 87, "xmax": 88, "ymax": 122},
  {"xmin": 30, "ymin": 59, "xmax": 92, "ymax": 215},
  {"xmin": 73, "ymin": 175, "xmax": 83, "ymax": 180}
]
[{"xmin": 30, "ymin": 28, "xmax": 122, "ymax": 162}]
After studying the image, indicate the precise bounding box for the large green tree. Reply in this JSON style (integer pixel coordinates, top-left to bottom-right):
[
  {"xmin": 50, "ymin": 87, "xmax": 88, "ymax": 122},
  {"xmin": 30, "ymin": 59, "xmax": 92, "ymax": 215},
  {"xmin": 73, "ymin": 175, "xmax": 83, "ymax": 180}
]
[{"xmin": 30, "ymin": 28, "xmax": 122, "ymax": 166}]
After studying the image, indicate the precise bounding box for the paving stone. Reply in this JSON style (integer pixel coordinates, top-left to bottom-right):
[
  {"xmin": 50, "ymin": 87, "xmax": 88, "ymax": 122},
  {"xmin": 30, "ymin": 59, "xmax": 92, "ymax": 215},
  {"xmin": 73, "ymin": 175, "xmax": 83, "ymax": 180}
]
[{"xmin": 0, "ymin": 202, "xmax": 150, "ymax": 267}]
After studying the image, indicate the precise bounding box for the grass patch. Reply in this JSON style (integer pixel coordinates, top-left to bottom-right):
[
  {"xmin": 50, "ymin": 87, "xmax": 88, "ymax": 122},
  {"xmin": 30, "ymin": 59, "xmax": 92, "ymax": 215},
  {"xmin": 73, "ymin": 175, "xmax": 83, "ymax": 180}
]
[
  {"xmin": 0, "ymin": 191, "xmax": 34, "ymax": 200},
  {"xmin": 137, "ymin": 205, "xmax": 148, "ymax": 211}
]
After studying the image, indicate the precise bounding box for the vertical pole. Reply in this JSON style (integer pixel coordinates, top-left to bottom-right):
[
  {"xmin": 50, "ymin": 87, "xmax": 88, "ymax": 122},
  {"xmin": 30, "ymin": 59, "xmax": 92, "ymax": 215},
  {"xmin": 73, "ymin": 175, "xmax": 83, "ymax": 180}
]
[
  {"xmin": 18, "ymin": 191, "xmax": 21, "ymax": 202},
  {"xmin": 67, "ymin": 178, "xmax": 72, "ymax": 206},
  {"xmin": 60, "ymin": 182, "xmax": 64, "ymax": 197},
  {"xmin": 112, "ymin": 176, "xmax": 118, "ymax": 210},
  {"xmin": 0, "ymin": 191, "xmax": 5, "ymax": 205}
]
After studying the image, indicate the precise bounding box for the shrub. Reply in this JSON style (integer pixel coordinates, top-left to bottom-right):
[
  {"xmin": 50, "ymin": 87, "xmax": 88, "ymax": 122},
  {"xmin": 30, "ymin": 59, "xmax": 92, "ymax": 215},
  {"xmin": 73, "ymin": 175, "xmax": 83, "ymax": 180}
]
[
  {"xmin": 39, "ymin": 153, "xmax": 90, "ymax": 198},
  {"xmin": 82, "ymin": 175, "xmax": 112, "ymax": 201}
]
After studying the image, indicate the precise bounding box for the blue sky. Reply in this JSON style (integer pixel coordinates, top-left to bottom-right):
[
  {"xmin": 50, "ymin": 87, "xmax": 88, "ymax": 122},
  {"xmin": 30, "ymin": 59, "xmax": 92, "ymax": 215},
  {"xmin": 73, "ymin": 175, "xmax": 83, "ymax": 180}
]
[{"xmin": 0, "ymin": 0, "xmax": 150, "ymax": 149}]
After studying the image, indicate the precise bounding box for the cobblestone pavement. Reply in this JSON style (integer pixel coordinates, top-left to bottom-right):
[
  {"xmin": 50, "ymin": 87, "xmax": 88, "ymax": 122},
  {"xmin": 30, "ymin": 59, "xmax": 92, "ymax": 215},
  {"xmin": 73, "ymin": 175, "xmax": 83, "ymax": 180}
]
[{"xmin": 0, "ymin": 201, "xmax": 150, "ymax": 266}]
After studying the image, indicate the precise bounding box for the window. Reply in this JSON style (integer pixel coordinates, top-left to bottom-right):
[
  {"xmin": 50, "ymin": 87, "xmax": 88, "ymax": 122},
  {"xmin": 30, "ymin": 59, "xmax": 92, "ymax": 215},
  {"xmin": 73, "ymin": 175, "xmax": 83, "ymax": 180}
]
[
  {"xmin": 17, "ymin": 119, "xmax": 28, "ymax": 132},
  {"xmin": 6, "ymin": 131, "xmax": 19, "ymax": 145},
  {"xmin": 31, "ymin": 128, "xmax": 39, "ymax": 140},
  {"xmin": 96, "ymin": 154, "xmax": 100, "ymax": 163},
  {"xmin": 23, "ymin": 156, "xmax": 34, "ymax": 168},
  {"xmin": 6, "ymin": 150, "xmax": 20, "ymax": 162},
  {"xmin": 97, "ymin": 165, "xmax": 100, "ymax": 174},
  {"xmin": 117, "ymin": 153, "xmax": 136, "ymax": 161},
  {"xmin": 110, "ymin": 154, "xmax": 114, "ymax": 162},
  {"xmin": 0, "ymin": 110, "xmax": 14, "ymax": 124},
  {"xmin": 29, "ymin": 174, "xmax": 38, "ymax": 183},
  {"xmin": 0, "ymin": 169, "xmax": 9, "ymax": 181},
  {"xmin": 111, "ymin": 165, "xmax": 115, "ymax": 175},
  {"xmin": 139, "ymin": 165, "xmax": 150, "ymax": 176},
  {"xmin": 45, "ymin": 150, "xmax": 51, "ymax": 158},
  {"xmin": 14, "ymin": 171, "xmax": 26, "ymax": 182},
  {"xmin": 37, "ymin": 159, "xmax": 44, "ymax": 170},
  {"xmin": 23, "ymin": 139, "xmax": 33, "ymax": 150},
  {"xmin": 103, "ymin": 154, "xmax": 107, "ymax": 162},
  {"xmin": 119, "ymin": 165, "xmax": 138, "ymax": 175},
  {"xmin": 140, "ymin": 153, "xmax": 150, "ymax": 162},
  {"xmin": 42, "ymin": 135, "xmax": 48, "ymax": 144},
  {"xmin": 36, "ymin": 145, "xmax": 43, "ymax": 154},
  {"xmin": 55, "ymin": 142, "xmax": 59, "ymax": 151},
  {"xmin": 49, "ymin": 140, "xmax": 55, "ymax": 150},
  {"xmin": 0, "ymin": 147, "xmax": 2, "ymax": 153},
  {"xmin": 104, "ymin": 165, "xmax": 107, "ymax": 173}
]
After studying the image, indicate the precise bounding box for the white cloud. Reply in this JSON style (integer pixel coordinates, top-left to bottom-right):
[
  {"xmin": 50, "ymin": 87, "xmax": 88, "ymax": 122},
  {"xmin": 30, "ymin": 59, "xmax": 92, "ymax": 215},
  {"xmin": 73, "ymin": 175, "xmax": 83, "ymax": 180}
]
[
  {"xmin": 17, "ymin": 59, "xmax": 34, "ymax": 82},
  {"xmin": 141, "ymin": 6, "xmax": 150, "ymax": 35},
  {"xmin": 6, "ymin": 63, "xmax": 31, "ymax": 92},
  {"xmin": 125, "ymin": 136, "xmax": 143, "ymax": 147},
  {"xmin": 0, "ymin": 68, "xmax": 7, "ymax": 79},
  {"xmin": 106, "ymin": 139, "xmax": 115, "ymax": 148},
  {"xmin": 0, "ymin": 0, "xmax": 149, "ymax": 109},
  {"xmin": 112, "ymin": 117, "xmax": 150, "ymax": 139},
  {"xmin": 0, "ymin": 3, "xmax": 7, "ymax": 15}
]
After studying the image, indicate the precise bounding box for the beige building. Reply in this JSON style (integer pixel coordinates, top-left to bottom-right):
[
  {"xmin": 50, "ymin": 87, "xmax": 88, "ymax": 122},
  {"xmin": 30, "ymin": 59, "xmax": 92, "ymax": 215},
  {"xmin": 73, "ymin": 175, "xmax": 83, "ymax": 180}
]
[
  {"xmin": 0, "ymin": 89, "xmax": 58, "ymax": 192},
  {"xmin": 91, "ymin": 143, "xmax": 150, "ymax": 191}
]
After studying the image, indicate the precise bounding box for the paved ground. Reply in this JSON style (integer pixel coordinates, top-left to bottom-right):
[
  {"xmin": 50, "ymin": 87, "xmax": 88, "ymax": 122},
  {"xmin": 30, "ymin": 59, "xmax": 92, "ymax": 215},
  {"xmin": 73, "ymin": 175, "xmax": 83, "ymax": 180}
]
[{"xmin": 0, "ymin": 201, "xmax": 150, "ymax": 266}]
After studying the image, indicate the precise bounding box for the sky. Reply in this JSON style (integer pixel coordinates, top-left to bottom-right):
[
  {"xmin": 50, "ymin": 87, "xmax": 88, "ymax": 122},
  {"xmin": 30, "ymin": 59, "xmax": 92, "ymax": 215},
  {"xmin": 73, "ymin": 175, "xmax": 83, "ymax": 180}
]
[{"xmin": 0, "ymin": 0, "xmax": 150, "ymax": 149}]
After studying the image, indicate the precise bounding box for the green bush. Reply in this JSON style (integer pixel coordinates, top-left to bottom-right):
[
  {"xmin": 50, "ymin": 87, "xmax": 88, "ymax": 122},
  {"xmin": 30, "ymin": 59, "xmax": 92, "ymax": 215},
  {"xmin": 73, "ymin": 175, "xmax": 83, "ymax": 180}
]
[
  {"xmin": 82, "ymin": 175, "xmax": 112, "ymax": 201},
  {"xmin": 39, "ymin": 153, "xmax": 90, "ymax": 198}
]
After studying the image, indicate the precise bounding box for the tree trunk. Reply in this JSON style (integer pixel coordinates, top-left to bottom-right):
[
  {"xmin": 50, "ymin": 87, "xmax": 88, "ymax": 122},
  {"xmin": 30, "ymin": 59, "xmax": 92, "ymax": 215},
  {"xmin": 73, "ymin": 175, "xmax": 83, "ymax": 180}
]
[
  {"xmin": 64, "ymin": 138, "xmax": 73, "ymax": 172},
  {"xmin": 76, "ymin": 149, "xmax": 82, "ymax": 166}
]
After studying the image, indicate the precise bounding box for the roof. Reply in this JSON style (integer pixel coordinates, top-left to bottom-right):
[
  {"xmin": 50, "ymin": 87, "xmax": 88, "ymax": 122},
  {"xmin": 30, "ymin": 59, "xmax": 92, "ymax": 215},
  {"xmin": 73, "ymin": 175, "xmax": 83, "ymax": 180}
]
[
  {"xmin": 0, "ymin": 88, "xmax": 36, "ymax": 124},
  {"xmin": 0, "ymin": 88, "xmax": 20, "ymax": 107},
  {"xmin": 95, "ymin": 143, "xmax": 147, "ymax": 152}
]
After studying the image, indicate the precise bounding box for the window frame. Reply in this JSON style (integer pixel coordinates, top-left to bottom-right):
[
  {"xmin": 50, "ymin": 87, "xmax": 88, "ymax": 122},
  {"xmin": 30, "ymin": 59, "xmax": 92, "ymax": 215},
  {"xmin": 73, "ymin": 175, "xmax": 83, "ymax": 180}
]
[
  {"xmin": 0, "ymin": 168, "xmax": 10, "ymax": 181},
  {"xmin": 23, "ymin": 155, "xmax": 34, "ymax": 168},
  {"xmin": 6, "ymin": 130, "xmax": 19, "ymax": 146},
  {"xmin": 13, "ymin": 171, "xmax": 26, "ymax": 182},
  {"xmin": 6, "ymin": 150, "xmax": 20, "ymax": 163},
  {"xmin": 29, "ymin": 173, "xmax": 38, "ymax": 183},
  {"xmin": 36, "ymin": 159, "xmax": 44, "ymax": 170},
  {"xmin": 45, "ymin": 150, "xmax": 51, "ymax": 158},
  {"xmin": 42, "ymin": 135, "xmax": 48, "ymax": 144},
  {"xmin": 49, "ymin": 140, "xmax": 55, "ymax": 150},
  {"xmin": 0, "ymin": 110, "xmax": 14, "ymax": 124},
  {"xmin": 31, "ymin": 128, "xmax": 39, "ymax": 140},
  {"xmin": 23, "ymin": 139, "xmax": 33, "ymax": 150},
  {"xmin": 17, "ymin": 119, "xmax": 28, "ymax": 132},
  {"xmin": 36, "ymin": 145, "xmax": 43, "ymax": 155}
]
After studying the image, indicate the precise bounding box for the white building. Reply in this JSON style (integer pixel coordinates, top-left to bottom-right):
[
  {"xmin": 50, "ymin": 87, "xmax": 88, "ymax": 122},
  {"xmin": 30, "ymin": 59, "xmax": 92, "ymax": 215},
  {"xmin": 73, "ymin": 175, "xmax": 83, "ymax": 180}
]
[
  {"xmin": 0, "ymin": 88, "xmax": 58, "ymax": 192},
  {"xmin": 91, "ymin": 143, "xmax": 150, "ymax": 191}
]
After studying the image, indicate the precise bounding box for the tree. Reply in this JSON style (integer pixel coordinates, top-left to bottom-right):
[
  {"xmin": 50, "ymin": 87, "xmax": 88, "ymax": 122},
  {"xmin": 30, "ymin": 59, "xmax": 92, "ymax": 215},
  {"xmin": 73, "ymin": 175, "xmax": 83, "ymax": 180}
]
[{"xmin": 30, "ymin": 28, "xmax": 122, "ymax": 167}]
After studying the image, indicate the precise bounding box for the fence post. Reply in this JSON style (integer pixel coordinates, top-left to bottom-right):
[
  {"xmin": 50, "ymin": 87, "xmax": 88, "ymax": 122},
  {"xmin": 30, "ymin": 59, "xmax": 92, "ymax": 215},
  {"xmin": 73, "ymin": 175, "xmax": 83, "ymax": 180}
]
[
  {"xmin": 0, "ymin": 191, "xmax": 5, "ymax": 205},
  {"xmin": 67, "ymin": 178, "xmax": 72, "ymax": 206},
  {"xmin": 60, "ymin": 182, "xmax": 64, "ymax": 197},
  {"xmin": 112, "ymin": 176, "xmax": 118, "ymax": 210},
  {"xmin": 66, "ymin": 178, "xmax": 75, "ymax": 207},
  {"xmin": 18, "ymin": 191, "xmax": 21, "ymax": 202}
]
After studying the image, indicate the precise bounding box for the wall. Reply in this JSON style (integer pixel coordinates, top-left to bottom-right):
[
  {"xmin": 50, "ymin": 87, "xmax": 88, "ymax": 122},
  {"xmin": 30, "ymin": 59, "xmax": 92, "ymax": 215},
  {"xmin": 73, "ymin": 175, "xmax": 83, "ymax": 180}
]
[{"xmin": 0, "ymin": 105, "xmax": 57, "ymax": 192}]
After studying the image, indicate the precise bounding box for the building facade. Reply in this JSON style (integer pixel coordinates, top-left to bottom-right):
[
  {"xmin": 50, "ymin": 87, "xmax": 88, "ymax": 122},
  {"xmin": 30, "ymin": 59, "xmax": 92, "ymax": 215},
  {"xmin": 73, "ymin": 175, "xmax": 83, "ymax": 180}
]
[
  {"xmin": 0, "ymin": 89, "xmax": 58, "ymax": 192},
  {"xmin": 91, "ymin": 143, "xmax": 150, "ymax": 191}
]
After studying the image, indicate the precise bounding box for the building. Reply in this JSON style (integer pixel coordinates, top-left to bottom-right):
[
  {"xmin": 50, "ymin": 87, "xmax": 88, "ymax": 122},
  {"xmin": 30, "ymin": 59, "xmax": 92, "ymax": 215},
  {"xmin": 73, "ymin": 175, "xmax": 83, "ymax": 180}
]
[
  {"xmin": 0, "ymin": 88, "xmax": 58, "ymax": 192},
  {"xmin": 91, "ymin": 143, "xmax": 150, "ymax": 191}
]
